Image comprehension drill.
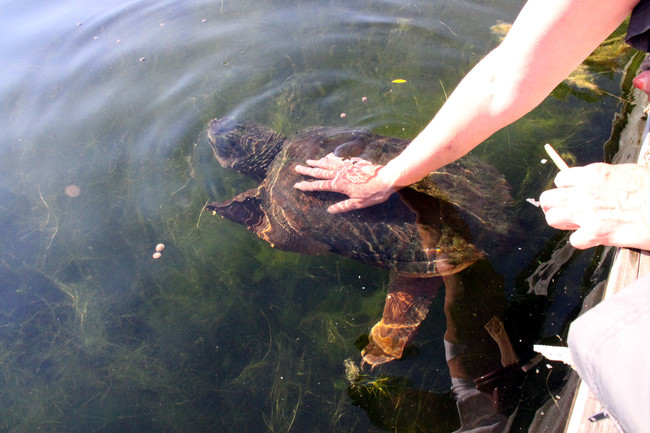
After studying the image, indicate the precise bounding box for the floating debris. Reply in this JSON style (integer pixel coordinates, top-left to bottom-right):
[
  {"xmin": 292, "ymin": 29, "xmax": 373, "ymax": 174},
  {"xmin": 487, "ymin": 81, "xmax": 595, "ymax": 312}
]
[
  {"xmin": 391, "ymin": 79, "xmax": 407, "ymax": 84},
  {"xmin": 544, "ymin": 143, "xmax": 569, "ymax": 170},
  {"xmin": 344, "ymin": 358, "xmax": 360, "ymax": 383},
  {"xmin": 489, "ymin": 21, "xmax": 512, "ymax": 42},
  {"xmin": 526, "ymin": 198, "xmax": 541, "ymax": 207},
  {"xmin": 64, "ymin": 185, "xmax": 81, "ymax": 198},
  {"xmin": 152, "ymin": 243, "xmax": 165, "ymax": 259}
]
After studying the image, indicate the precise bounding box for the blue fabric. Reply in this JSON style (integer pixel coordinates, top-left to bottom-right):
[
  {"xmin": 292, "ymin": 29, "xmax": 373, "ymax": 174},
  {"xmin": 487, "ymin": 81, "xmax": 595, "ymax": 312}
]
[
  {"xmin": 568, "ymin": 273, "xmax": 650, "ymax": 433},
  {"xmin": 627, "ymin": 0, "xmax": 650, "ymax": 52}
]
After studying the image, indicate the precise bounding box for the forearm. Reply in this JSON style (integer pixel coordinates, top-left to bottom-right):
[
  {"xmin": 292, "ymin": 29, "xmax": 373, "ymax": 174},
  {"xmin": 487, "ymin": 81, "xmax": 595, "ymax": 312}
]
[
  {"xmin": 380, "ymin": 47, "xmax": 535, "ymax": 186},
  {"xmin": 380, "ymin": 0, "xmax": 639, "ymax": 188}
]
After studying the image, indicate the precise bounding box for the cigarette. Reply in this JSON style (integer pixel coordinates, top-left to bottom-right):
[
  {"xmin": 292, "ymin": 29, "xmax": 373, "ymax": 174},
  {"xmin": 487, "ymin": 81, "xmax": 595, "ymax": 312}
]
[{"xmin": 544, "ymin": 143, "xmax": 569, "ymax": 171}]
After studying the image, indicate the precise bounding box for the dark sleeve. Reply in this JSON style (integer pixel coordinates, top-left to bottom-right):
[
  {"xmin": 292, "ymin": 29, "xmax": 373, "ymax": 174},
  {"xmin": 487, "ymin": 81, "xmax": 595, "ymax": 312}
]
[{"xmin": 627, "ymin": 0, "xmax": 650, "ymax": 52}]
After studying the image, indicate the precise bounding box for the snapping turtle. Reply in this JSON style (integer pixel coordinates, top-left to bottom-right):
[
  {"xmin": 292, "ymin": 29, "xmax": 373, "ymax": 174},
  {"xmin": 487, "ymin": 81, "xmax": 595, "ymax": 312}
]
[{"xmin": 205, "ymin": 117, "xmax": 517, "ymax": 366}]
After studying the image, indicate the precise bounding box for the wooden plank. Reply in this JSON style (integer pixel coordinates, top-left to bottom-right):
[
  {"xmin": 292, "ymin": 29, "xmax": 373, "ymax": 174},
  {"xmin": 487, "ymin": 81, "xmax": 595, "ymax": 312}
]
[
  {"xmin": 605, "ymin": 247, "xmax": 640, "ymax": 296},
  {"xmin": 638, "ymin": 249, "xmax": 650, "ymax": 277},
  {"xmin": 565, "ymin": 387, "xmax": 619, "ymax": 433},
  {"xmin": 565, "ymin": 382, "xmax": 590, "ymax": 433}
]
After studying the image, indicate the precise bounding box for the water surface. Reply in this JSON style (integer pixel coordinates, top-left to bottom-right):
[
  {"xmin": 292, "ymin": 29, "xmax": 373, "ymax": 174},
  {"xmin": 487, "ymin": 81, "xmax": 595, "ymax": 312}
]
[{"xmin": 0, "ymin": 0, "xmax": 630, "ymax": 431}]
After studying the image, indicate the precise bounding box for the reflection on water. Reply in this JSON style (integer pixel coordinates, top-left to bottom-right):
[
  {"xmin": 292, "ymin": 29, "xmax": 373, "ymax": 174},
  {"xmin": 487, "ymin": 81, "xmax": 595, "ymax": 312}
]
[{"xmin": 0, "ymin": 0, "xmax": 631, "ymax": 431}]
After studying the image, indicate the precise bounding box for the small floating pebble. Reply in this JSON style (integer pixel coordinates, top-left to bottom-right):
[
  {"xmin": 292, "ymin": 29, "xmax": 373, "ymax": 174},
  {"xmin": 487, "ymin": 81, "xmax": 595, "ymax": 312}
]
[
  {"xmin": 153, "ymin": 252, "xmax": 162, "ymax": 259},
  {"xmin": 64, "ymin": 185, "xmax": 81, "ymax": 198},
  {"xmin": 155, "ymin": 243, "xmax": 165, "ymax": 252}
]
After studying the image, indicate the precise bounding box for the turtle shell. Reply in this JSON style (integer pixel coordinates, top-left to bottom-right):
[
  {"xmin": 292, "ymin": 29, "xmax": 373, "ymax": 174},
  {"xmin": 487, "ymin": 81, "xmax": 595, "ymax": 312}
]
[{"xmin": 207, "ymin": 121, "xmax": 517, "ymax": 277}]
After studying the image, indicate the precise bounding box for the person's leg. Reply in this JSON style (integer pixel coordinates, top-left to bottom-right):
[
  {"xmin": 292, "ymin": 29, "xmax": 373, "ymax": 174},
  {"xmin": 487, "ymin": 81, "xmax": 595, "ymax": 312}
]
[{"xmin": 568, "ymin": 273, "xmax": 650, "ymax": 433}]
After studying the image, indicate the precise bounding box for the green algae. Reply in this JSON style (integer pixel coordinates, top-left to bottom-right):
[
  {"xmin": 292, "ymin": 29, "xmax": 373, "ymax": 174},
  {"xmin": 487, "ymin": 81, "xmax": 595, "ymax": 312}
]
[{"xmin": 0, "ymin": 1, "xmax": 640, "ymax": 432}]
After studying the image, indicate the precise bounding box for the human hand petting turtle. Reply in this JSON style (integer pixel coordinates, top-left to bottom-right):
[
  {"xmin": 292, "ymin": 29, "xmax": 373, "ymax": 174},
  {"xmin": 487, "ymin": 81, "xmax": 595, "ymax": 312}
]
[
  {"xmin": 539, "ymin": 163, "xmax": 650, "ymax": 250},
  {"xmin": 294, "ymin": 153, "xmax": 396, "ymax": 213}
]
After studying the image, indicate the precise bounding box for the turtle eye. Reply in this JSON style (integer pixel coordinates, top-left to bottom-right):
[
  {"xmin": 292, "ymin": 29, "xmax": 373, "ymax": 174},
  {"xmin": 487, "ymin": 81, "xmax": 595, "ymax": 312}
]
[
  {"xmin": 217, "ymin": 135, "xmax": 246, "ymax": 161},
  {"xmin": 208, "ymin": 118, "xmax": 246, "ymax": 156}
]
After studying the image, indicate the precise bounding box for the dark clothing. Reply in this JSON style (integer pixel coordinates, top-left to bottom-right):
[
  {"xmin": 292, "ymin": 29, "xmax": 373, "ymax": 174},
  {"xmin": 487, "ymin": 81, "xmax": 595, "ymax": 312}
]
[{"xmin": 627, "ymin": 0, "xmax": 650, "ymax": 52}]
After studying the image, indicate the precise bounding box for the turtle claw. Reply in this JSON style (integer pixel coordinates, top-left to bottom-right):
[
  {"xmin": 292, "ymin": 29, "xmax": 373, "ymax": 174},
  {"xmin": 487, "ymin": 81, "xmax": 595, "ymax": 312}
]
[
  {"xmin": 361, "ymin": 321, "xmax": 412, "ymax": 367},
  {"xmin": 361, "ymin": 274, "xmax": 440, "ymax": 367}
]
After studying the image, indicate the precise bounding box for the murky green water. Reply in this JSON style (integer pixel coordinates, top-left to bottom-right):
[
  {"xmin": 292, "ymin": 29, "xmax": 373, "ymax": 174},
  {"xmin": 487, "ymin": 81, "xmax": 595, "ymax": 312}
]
[{"xmin": 0, "ymin": 0, "xmax": 635, "ymax": 431}]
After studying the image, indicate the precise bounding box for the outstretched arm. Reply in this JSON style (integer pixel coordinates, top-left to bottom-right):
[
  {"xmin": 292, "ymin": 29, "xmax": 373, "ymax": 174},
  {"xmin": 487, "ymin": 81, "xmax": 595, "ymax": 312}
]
[{"xmin": 295, "ymin": 0, "xmax": 640, "ymax": 213}]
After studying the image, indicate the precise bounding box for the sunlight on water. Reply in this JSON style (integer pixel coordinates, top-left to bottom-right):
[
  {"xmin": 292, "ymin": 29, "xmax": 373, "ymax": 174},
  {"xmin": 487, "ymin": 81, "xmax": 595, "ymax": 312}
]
[{"xmin": 0, "ymin": 0, "xmax": 633, "ymax": 431}]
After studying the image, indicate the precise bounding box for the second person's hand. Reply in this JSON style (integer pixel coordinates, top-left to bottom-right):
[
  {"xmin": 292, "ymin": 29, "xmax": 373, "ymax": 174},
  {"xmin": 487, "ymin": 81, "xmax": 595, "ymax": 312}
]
[{"xmin": 540, "ymin": 163, "xmax": 650, "ymax": 250}]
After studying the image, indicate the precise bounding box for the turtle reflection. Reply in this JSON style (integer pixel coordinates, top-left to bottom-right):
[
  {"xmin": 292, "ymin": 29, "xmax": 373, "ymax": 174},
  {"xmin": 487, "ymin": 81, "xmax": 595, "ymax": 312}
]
[
  {"xmin": 205, "ymin": 117, "xmax": 519, "ymax": 367},
  {"xmin": 345, "ymin": 258, "xmax": 568, "ymax": 432}
]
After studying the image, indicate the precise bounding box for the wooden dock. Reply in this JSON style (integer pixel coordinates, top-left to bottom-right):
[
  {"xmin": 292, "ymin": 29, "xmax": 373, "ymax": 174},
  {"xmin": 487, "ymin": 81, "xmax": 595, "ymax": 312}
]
[{"xmin": 562, "ymin": 71, "xmax": 650, "ymax": 433}]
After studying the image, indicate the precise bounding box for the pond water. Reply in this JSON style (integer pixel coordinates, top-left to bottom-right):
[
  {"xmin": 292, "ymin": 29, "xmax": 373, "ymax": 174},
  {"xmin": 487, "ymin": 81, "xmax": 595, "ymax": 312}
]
[{"xmin": 0, "ymin": 0, "xmax": 633, "ymax": 431}]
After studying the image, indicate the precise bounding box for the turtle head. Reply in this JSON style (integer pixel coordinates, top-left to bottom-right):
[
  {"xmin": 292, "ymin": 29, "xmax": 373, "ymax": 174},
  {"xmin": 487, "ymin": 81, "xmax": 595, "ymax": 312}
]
[{"xmin": 207, "ymin": 117, "xmax": 286, "ymax": 182}]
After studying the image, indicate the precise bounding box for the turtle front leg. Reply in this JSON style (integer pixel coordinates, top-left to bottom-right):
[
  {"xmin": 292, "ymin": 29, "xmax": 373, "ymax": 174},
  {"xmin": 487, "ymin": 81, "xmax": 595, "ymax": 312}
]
[{"xmin": 362, "ymin": 273, "xmax": 442, "ymax": 367}]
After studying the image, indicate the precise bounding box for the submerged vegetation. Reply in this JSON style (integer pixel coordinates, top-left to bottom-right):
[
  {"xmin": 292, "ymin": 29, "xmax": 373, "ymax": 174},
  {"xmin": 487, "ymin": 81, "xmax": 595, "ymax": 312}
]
[
  {"xmin": 490, "ymin": 20, "xmax": 634, "ymax": 99},
  {"xmin": 0, "ymin": 145, "xmax": 383, "ymax": 431},
  {"xmin": 0, "ymin": 0, "xmax": 637, "ymax": 431}
]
